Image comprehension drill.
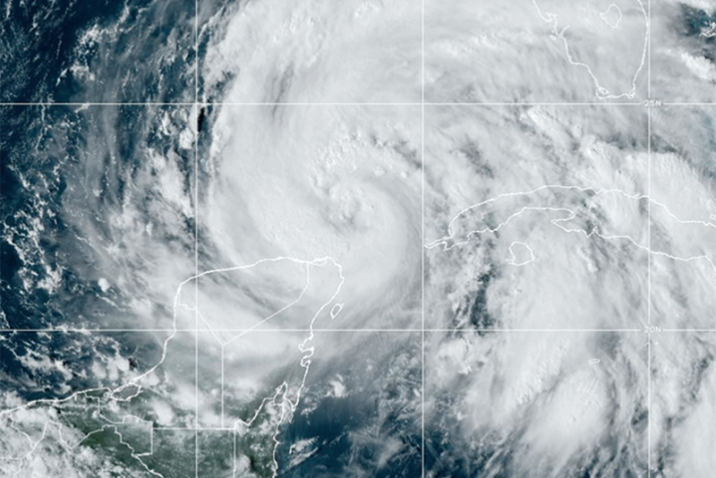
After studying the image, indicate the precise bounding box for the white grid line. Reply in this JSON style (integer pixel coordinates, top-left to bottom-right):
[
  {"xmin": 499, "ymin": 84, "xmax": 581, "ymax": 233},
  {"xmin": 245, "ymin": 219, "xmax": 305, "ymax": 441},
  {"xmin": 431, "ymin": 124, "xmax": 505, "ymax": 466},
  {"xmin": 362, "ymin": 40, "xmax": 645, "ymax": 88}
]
[
  {"xmin": 0, "ymin": 102, "xmax": 197, "ymax": 106},
  {"xmin": 647, "ymin": 106, "xmax": 653, "ymax": 478},
  {"xmin": 156, "ymin": 427, "xmax": 235, "ymax": 431},
  {"xmin": 0, "ymin": 101, "xmax": 652, "ymax": 107},
  {"xmin": 0, "ymin": 328, "xmax": 654, "ymax": 333},
  {"xmin": 646, "ymin": 0, "xmax": 653, "ymax": 474},
  {"xmin": 663, "ymin": 103, "xmax": 716, "ymax": 106},
  {"xmin": 421, "ymin": 0, "xmax": 427, "ymax": 471},
  {"xmin": 197, "ymin": 102, "xmax": 645, "ymax": 107},
  {"xmin": 661, "ymin": 329, "xmax": 716, "ymax": 333},
  {"xmin": 647, "ymin": 0, "xmax": 651, "ymax": 100},
  {"xmin": 4, "ymin": 102, "xmax": 716, "ymax": 109},
  {"xmin": 194, "ymin": 0, "xmax": 200, "ymax": 475}
]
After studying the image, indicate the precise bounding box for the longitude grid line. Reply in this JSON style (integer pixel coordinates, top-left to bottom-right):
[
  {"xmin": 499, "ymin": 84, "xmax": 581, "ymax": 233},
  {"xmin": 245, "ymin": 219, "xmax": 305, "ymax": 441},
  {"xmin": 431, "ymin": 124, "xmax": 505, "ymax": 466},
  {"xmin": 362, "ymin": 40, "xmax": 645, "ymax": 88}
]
[
  {"xmin": 194, "ymin": 0, "xmax": 200, "ymax": 475},
  {"xmin": 421, "ymin": 0, "xmax": 426, "ymax": 476},
  {"xmin": 646, "ymin": 0, "xmax": 652, "ymax": 475},
  {"xmin": 647, "ymin": 108, "xmax": 653, "ymax": 478}
]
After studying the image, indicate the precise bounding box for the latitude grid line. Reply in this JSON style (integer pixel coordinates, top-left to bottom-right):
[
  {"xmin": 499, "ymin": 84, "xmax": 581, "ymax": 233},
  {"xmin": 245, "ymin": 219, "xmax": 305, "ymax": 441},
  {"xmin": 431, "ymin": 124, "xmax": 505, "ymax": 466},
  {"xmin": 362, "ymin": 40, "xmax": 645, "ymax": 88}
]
[
  {"xmin": 0, "ymin": 328, "xmax": 670, "ymax": 333},
  {"xmin": 4, "ymin": 101, "xmax": 716, "ymax": 107}
]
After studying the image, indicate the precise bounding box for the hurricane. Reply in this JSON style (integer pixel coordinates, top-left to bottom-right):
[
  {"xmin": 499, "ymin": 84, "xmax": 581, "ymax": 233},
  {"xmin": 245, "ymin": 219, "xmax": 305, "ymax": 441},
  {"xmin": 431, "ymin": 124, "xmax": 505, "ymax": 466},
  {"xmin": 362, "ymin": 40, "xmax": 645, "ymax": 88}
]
[{"xmin": 1, "ymin": 0, "xmax": 716, "ymax": 477}]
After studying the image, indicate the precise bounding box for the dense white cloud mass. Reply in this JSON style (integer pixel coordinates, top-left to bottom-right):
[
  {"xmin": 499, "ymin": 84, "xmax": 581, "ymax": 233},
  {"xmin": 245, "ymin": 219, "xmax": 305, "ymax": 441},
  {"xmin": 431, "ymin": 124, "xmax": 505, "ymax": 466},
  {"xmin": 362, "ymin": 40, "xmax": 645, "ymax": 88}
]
[
  {"xmin": 425, "ymin": 0, "xmax": 648, "ymax": 102},
  {"xmin": 2, "ymin": 0, "xmax": 716, "ymax": 477},
  {"xmin": 200, "ymin": 0, "xmax": 422, "ymax": 104}
]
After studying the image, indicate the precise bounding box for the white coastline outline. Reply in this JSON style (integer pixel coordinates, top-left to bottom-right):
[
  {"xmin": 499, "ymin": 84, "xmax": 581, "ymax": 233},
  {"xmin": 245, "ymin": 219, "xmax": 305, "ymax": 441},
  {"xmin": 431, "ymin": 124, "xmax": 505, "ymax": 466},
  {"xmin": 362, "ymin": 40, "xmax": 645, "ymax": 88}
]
[{"xmin": 0, "ymin": 256, "xmax": 345, "ymax": 478}]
